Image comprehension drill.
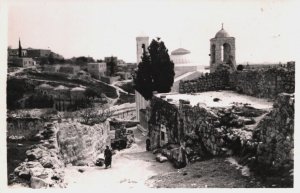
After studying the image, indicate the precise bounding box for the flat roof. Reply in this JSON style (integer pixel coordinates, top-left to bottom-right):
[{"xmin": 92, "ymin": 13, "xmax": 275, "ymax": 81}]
[{"xmin": 155, "ymin": 91, "xmax": 273, "ymax": 109}]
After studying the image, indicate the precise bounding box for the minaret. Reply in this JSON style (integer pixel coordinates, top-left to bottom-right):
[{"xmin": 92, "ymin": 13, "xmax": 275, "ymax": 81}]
[{"xmin": 18, "ymin": 38, "xmax": 22, "ymax": 57}]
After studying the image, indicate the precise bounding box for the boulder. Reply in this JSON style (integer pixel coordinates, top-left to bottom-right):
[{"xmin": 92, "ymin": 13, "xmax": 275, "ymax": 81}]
[
  {"xmin": 26, "ymin": 148, "xmax": 45, "ymax": 161},
  {"xmin": 39, "ymin": 156, "xmax": 62, "ymax": 169},
  {"xmin": 30, "ymin": 177, "xmax": 48, "ymax": 189},
  {"xmin": 156, "ymin": 154, "xmax": 168, "ymax": 163}
]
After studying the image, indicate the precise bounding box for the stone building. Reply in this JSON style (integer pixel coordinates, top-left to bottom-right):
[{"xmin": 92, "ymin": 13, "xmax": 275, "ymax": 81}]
[
  {"xmin": 210, "ymin": 25, "xmax": 236, "ymax": 73},
  {"xmin": 87, "ymin": 62, "xmax": 107, "ymax": 79}
]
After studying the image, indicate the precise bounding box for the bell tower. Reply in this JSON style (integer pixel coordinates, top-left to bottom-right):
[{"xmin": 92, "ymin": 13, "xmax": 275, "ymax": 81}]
[{"xmin": 210, "ymin": 24, "xmax": 236, "ymax": 73}]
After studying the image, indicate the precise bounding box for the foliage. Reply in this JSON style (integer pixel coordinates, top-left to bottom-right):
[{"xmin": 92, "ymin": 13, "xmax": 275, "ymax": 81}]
[
  {"xmin": 133, "ymin": 38, "xmax": 175, "ymax": 100},
  {"xmin": 25, "ymin": 94, "xmax": 54, "ymax": 108},
  {"xmin": 106, "ymin": 56, "xmax": 117, "ymax": 76},
  {"xmin": 237, "ymin": 64, "xmax": 244, "ymax": 71},
  {"xmin": 80, "ymin": 105, "xmax": 114, "ymax": 125},
  {"xmin": 115, "ymin": 92, "xmax": 135, "ymax": 105},
  {"xmin": 7, "ymin": 78, "xmax": 35, "ymax": 110},
  {"xmin": 118, "ymin": 81, "xmax": 135, "ymax": 94}
]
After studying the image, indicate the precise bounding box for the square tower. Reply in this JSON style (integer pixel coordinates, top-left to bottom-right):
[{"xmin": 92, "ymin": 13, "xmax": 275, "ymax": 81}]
[{"xmin": 210, "ymin": 26, "xmax": 236, "ymax": 73}]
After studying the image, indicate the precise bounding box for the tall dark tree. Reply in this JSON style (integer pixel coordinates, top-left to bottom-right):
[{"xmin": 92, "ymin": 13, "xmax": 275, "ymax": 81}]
[{"xmin": 134, "ymin": 38, "xmax": 175, "ymax": 100}]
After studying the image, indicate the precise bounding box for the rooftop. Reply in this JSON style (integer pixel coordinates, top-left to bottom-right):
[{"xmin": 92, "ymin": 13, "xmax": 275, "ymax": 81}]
[{"xmin": 155, "ymin": 91, "xmax": 273, "ymax": 109}]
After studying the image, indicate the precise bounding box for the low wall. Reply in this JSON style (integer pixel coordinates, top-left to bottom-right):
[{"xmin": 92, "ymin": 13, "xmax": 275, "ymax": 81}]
[
  {"xmin": 7, "ymin": 117, "xmax": 44, "ymax": 139},
  {"xmin": 56, "ymin": 120, "xmax": 110, "ymax": 165},
  {"xmin": 179, "ymin": 67, "xmax": 295, "ymax": 99},
  {"xmin": 229, "ymin": 68, "xmax": 295, "ymax": 98},
  {"xmin": 179, "ymin": 71, "xmax": 229, "ymax": 93}
]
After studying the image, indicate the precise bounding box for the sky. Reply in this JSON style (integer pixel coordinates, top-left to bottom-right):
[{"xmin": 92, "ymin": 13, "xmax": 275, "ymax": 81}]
[{"xmin": 7, "ymin": 0, "xmax": 299, "ymax": 64}]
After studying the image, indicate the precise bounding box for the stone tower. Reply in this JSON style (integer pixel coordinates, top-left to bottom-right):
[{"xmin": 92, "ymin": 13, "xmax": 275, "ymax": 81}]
[
  {"xmin": 136, "ymin": 36, "xmax": 149, "ymax": 64},
  {"xmin": 210, "ymin": 25, "xmax": 236, "ymax": 73},
  {"xmin": 135, "ymin": 35, "xmax": 149, "ymax": 122}
]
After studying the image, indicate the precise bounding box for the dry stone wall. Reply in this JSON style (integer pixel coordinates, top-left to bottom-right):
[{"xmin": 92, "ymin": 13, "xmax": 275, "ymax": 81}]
[
  {"xmin": 251, "ymin": 93, "xmax": 294, "ymax": 171},
  {"xmin": 179, "ymin": 67, "xmax": 295, "ymax": 99},
  {"xmin": 229, "ymin": 68, "xmax": 295, "ymax": 98},
  {"xmin": 13, "ymin": 122, "xmax": 66, "ymax": 188},
  {"xmin": 179, "ymin": 71, "xmax": 229, "ymax": 93}
]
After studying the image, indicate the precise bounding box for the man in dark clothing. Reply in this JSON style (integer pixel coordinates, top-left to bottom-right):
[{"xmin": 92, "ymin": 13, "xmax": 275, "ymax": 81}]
[
  {"xmin": 104, "ymin": 146, "xmax": 112, "ymax": 169},
  {"xmin": 146, "ymin": 138, "xmax": 151, "ymax": 151}
]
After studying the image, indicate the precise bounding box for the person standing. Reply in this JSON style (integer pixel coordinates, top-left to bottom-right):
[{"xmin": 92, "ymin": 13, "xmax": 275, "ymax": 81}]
[{"xmin": 104, "ymin": 146, "xmax": 112, "ymax": 169}]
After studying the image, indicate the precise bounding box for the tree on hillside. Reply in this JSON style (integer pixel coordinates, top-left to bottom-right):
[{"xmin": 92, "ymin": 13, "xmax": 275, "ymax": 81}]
[
  {"xmin": 106, "ymin": 56, "xmax": 117, "ymax": 76},
  {"xmin": 133, "ymin": 38, "xmax": 175, "ymax": 100}
]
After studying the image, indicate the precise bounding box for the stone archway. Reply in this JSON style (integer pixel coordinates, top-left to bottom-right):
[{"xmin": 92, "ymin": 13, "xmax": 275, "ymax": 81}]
[{"xmin": 222, "ymin": 43, "xmax": 231, "ymax": 63}]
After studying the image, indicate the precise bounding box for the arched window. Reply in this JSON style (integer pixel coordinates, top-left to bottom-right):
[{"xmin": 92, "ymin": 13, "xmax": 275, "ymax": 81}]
[
  {"xmin": 211, "ymin": 44, "xmax": 216, "ymax": 63},
  {"xmin": 223, "ymin": 43, "xmax": 231, "ymax": 63}
]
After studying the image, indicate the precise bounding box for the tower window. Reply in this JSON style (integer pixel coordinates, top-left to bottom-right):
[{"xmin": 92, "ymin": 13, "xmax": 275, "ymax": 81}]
[{"xmin": 211, "ymin": 44, "xmax": 216, "ymax": 63}]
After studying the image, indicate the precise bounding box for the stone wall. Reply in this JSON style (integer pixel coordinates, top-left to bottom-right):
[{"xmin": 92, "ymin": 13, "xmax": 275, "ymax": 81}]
[
  {"xmin": 229, "ymin": 68, "xmax": 295, "ymax": 98},
  {"xmin": 56, "ymin": 120, "xmax": 110, "ymax": 165},
  {"xmin": 7, "ymin": 117, "xmax": 44, "ymax": 139},
  {"xmin": 179, "ymin": 67, "xmax": 295, "ymax": 99},
  {"xmin": 251, "ymin": 93, "xmax": 294, "ymax": 171},
  {"xmin": 179, "ymin": 71, "xmax": 229, "ymax": 93},
  {"xmin": 13, "ymin": 122, "xmax": 66, "ymax": 188},
  {"xmin": 148, "ymin": 93, "xmax": 294, "ymax": 173}
]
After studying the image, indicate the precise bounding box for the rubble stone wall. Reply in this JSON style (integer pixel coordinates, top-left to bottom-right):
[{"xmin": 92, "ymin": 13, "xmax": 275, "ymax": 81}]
[
  {"xmin": 13, "ymin": 122, "xmax": 66, "ymax": 188},
  {"xmin": 252, "ymin": 93, "xmax": 294, "ymax": 170},
  {"xmin": 149, "ymin": 94, "xmax": 294, "ymax": 172},
  {"xmin": 56, "ymin": 120, "xmax": 111, "ymax": 165},
  {"xmin": 179, "ymin": 67, "xmax": 295, "ymax": 99},
  {"xmin": 179, "ymin": 71, "xmax": 229, "ymax": 93},
  {"xmin": 229, "ymin": 68, "xmax": 295, "ymax": 98},
  {"xmin": 7, "ymin": 117, "xmax": 44, "ymax": 139}
]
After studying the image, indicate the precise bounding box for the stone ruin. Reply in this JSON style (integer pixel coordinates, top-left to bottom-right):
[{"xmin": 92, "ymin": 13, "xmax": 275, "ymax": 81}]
[{"xmin": 148, "ymin": 65, "xmax": 294, "ymax": 185}]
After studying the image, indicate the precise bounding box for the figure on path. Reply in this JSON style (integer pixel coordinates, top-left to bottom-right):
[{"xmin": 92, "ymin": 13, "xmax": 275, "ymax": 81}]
[{"xmin": 104, "ymin": 145, "xmax": 112, "ymax": 169}]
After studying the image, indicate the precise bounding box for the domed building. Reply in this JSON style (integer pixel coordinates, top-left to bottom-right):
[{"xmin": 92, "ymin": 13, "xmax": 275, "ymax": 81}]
[{"xmin": 170, "ymin": 47, "xmax": 209, "ymax": 92}]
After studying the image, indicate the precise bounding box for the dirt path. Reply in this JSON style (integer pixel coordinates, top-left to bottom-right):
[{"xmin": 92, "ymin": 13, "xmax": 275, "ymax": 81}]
[{"xmin": 63, "ymin": 127, "xmax": 175, "ymax": 189}]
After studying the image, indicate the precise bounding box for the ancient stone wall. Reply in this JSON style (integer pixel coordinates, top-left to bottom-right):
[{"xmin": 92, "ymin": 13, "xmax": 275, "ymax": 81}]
[
  {"xmin": 13, "ymin": 122, "xmax": 66, "ymax": 188},
  {"xmin": 148, "ymin": 97, "xmax": 179, "ymax": 150},
  {"xmin": 229, "ymin": 68, "xmax": 295, "ymax": 98},
  {"xmin": 251, "ymin": 93, "xmax": 294, "ymax": 171},
  {"xmin": 7, "ymin": 117, "xmax": 44, "ymax": 139},
  {"xmin": 56, "ymin": 120, "xmax": 110, "ymax": 165},
  {"xmin": 179, "ymin": 67, "xmax": 295, "ymax": 99},
  {"xmin": 179, "ymin": 71, "xmax": 229, "ymax": 93},
  {"xmin": 148, "ymin": 93, "xmax": 294, "ymax": 173}
]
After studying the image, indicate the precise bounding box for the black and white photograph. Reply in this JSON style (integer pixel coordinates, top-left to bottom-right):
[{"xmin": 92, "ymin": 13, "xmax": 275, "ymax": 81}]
[{"xmin": 0, "ymin": 0, "xmax": 298, "ymax": 191}]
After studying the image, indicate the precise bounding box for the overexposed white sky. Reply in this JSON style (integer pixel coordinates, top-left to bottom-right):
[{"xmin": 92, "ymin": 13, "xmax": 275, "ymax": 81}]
[{"xmin": 7, "ymin": 0, "xmax": 299, "ymax": 64}]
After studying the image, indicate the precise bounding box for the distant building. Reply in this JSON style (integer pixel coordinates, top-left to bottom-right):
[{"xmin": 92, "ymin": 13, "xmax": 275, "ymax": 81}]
[
  {"xmin": 87, "ymin": 62, "xmax": 107, "ymax": 79},
  {"xmin": 26, "ymin": 48, "xmax": 51, "ymax": 58},
  {"xmin": 11, "ymin": 57, "xmax": 35, "ymax": 67},
  {"xmin": 43, "ymin": 65, "xmax": 60, "ymax": 73},
  {"xmin": 59, "ymin": 65, "xmax": 80, "ymax": 75}
]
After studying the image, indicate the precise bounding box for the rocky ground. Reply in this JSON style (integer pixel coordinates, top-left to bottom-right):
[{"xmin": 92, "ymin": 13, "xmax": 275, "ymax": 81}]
[{"xmin": 62, "ymin": 127, "xmax": 269, "ymax": 189}]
